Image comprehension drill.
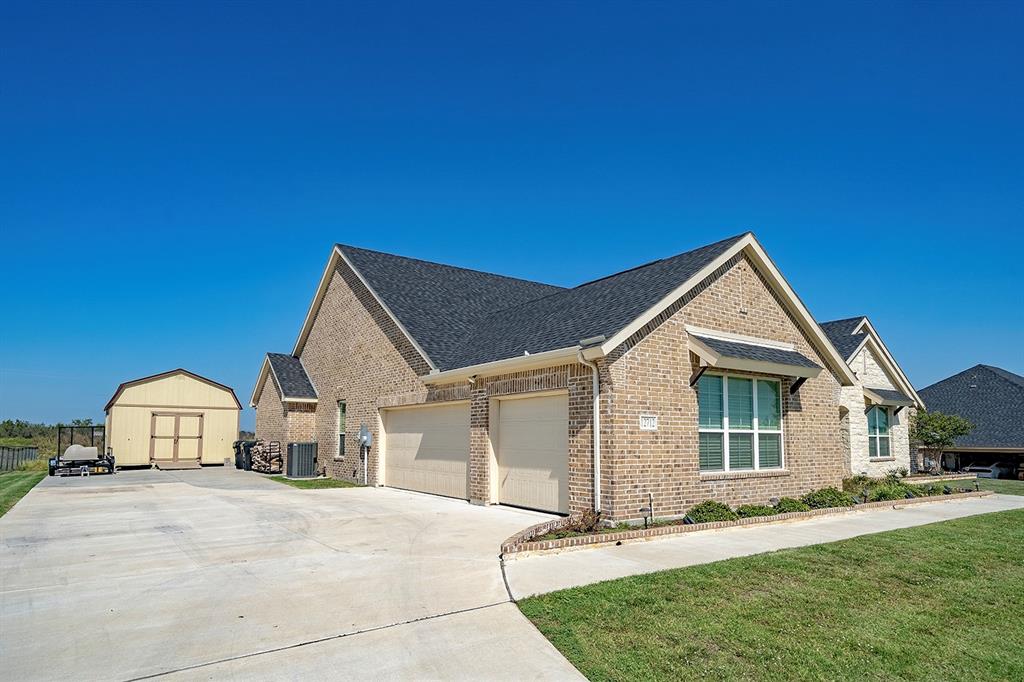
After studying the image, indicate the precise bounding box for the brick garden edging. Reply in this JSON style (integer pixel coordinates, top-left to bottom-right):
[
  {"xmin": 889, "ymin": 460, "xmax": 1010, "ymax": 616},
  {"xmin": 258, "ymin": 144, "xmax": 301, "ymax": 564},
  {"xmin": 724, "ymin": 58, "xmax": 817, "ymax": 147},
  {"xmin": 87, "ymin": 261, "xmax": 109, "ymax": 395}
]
[
  {"xmin": 904, "ymin": 473, "xmax": 976, "ymax": 485},
  {"xmin": 500, "ymin": 490, "xmax": 994, "ymax": 557}
]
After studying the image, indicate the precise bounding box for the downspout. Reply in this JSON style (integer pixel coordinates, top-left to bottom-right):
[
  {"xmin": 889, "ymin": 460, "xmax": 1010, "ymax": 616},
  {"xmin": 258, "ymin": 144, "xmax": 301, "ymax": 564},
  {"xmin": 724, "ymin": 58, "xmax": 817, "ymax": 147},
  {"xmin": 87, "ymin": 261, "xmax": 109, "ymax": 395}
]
[{"xmin": 577, "ymin": 350, "xmax": 601, "ymax": 513}]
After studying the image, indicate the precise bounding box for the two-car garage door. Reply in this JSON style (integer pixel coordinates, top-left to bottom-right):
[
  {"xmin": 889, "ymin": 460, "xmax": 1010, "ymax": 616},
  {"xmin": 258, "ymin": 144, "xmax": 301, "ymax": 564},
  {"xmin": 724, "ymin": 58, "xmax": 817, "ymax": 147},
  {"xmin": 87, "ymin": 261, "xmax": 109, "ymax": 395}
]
[
  {"xmin": 384, "ymin": 403, "xmax": 470, "ymax": 500},
  {"xmin": 382, "ymin": 393, "xmax": 568, "ymax": 513}
]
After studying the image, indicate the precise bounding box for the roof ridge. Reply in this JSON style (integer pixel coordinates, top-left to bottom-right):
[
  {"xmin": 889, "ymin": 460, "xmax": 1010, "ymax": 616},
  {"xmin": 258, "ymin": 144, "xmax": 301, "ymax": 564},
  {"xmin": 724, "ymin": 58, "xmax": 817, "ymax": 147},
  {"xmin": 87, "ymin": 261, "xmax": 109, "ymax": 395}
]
[
  {"xmin": 979, "ymin": 364, "xmax": 1024, "ymax": 391},
  {"xmin": 820, "ymin": 316, "xmax": 867, "ymax": 329},
  {"xmin": 336, "ymin": 243, "xmax": 565, "ymax": 291},
  {"xmin": 572, "ymin": 232, "xmax": 751, "ymax": 288}
]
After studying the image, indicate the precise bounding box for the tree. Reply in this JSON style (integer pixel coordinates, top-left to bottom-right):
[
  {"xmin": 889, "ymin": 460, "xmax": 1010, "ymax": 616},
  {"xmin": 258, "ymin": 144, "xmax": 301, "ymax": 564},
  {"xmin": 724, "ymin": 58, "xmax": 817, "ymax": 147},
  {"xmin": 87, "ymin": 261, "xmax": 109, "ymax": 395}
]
[
  {"xmin": 910, "ymin": 410, "xmax": 974, "ymax": 473},
  {"xmin": 70, "ymin": 418, "xmax": 93, "ymax": 426}
]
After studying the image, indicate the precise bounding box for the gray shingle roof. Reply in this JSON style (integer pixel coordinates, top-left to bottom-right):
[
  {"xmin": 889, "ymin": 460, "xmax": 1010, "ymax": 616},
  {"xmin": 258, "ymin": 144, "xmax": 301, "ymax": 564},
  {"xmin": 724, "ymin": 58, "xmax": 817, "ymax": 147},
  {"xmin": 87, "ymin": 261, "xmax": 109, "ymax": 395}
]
[
  {"xmin": 865, "ymin": 387, "xmax": 914, "ymax": 405},
  {"xmin": 340, "ymin": 234, "xmax": 748, "ymax": 371},
  {"xmin": 267, "ymin": 353, "xmax": 317, "ymax": 400},
  {"xmin": 692, "ymin": 335, "xmax": 821, "ymax": 370},
  {"xmin": 819, "ymin": 317, "xmax": 867, "ymax": 360},
  {"xmin": 442, "ymin": 234, "xmax": 748, "ymax": 369},
  {"xmin": 338, "ymin": 245, "xmax": 565, "ymax": 371},
  {"xmin": 918, "ymin": 365, "xmax": 1024, "ymax": 449}
]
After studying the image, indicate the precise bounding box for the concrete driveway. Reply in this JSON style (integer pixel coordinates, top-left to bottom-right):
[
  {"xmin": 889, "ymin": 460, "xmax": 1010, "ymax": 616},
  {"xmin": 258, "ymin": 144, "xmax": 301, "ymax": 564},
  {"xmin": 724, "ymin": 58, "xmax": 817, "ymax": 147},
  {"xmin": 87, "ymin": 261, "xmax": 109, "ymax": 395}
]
[{"xmin": 0, "ymin": 468, "xmax": 582, "ymax": 681}]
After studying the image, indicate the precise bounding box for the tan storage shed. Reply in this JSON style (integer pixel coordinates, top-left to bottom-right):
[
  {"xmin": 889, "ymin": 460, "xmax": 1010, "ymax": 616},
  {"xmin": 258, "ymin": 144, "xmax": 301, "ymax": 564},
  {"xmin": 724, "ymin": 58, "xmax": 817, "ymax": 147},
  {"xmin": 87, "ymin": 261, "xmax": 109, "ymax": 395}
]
[{"xmin": 104, "ymin": 369, "xmax": 241, "ymax": 469}]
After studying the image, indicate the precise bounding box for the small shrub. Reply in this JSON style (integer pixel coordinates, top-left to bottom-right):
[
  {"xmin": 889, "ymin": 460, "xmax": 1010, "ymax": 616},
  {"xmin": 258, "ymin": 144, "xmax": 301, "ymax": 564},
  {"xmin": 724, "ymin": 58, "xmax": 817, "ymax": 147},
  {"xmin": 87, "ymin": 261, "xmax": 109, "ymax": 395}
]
[
  {"xmin": 869, "ymin": 484, "xmax": 911, "ymax": 502},
  {"xmin": 775, "ymin": 497, "xmax": 811, "ymax": 513},
  {"xmin": 898, "ymin": 467, "xmax": 909, "ymax": 478},
  {"xmin": 564, "ymin": 509, "xmax": 603, "ymax": 533},
  {"xmin": 943, "ymin": 485, "xmax": 953, "ymax": 495},
  {"xmin": 801, "ymin": 487, "xmax": 856, "ymax": 509},
  {"xmin": 843, "ymin": 475, "xmax": 873, "ymax": 492},
  {"xmin": 736, "ymin": 504, "xmax": 777, "ymax": 518},
  {"xmin": 686, "ymin": 500, "xmax": 738, "ymax": 524}
]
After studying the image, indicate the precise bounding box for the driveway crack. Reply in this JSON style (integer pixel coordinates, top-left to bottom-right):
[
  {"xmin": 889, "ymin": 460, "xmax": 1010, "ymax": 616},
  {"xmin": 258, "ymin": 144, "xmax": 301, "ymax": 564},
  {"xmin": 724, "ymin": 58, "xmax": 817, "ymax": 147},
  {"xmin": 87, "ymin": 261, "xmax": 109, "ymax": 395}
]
[{"xmin": 125, "ymin": 600, "xmax": 511, "ymax": 680}]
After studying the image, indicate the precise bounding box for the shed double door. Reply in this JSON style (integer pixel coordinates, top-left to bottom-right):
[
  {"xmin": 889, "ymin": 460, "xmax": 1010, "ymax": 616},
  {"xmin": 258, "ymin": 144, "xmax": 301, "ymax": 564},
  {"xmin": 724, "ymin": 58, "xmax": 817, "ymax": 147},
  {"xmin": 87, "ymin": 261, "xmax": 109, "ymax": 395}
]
[{"xmin": 150, "ymin": 412, "xmax": 204, "ymax": 464}]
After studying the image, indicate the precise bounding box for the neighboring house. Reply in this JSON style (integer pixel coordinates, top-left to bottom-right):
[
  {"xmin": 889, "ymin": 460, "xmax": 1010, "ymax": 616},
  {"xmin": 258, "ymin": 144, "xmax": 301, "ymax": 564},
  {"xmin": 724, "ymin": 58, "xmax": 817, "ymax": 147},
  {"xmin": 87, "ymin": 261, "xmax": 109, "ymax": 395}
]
[
  {"xmin": 819, "ymin": 317, "xmax": 925, "ymax": 476},
  {"xmin": 252, "ymin": 232, "xmax": 862, "ymax": 521},
  {"xmin": 918, "ymin": 365, "xmax": 1024, "ymax": 474}
]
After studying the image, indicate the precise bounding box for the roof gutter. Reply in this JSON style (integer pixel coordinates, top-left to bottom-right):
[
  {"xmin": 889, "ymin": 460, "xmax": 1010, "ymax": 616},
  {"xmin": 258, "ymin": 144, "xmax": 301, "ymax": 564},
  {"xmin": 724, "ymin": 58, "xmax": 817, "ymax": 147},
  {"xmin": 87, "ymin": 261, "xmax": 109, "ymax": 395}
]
[{"xmin": 420, "ymin": 345, "xmax": 586, "ymax": 384}]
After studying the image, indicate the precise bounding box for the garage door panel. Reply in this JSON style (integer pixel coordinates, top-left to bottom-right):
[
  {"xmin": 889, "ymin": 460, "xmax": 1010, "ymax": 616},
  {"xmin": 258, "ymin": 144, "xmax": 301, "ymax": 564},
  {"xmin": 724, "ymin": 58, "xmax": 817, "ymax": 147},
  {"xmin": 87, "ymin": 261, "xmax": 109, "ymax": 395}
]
[
  {"xmin": 384, "ymin": 403, "xmax": 470, "ymax": 499},
  {"xmin": 498, "ymin": 394, "xmax": 569, "ymax": 513}
]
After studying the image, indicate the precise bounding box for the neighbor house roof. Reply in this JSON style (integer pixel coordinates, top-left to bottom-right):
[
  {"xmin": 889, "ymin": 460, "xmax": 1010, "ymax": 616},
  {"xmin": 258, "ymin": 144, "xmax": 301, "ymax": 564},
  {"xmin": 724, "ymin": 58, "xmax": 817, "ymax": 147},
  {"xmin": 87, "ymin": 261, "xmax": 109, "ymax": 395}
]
[
  {"xmin": 283, "ymin": 232, "xmax": 857, "ymax": 388},
  {"xmin": 918, "ymin": 365, "xmax": 1024, "ymax": 450},
  {"xmin": 105, "ymin": 369, "xmax": 241, "ymax": 412}
]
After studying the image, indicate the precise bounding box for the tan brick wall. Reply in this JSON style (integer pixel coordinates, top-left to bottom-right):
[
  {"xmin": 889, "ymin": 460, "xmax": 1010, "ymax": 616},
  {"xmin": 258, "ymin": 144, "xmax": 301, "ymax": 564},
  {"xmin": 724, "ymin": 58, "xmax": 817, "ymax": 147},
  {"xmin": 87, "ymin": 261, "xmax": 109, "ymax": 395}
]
[
  {"xmin": 255, "ymin": 377, "xmax": 286, "ymax": 446},
  {"xmin": 299, "ymin": 258, "xmax": 430, "ymax": 483},
  {"xmin": 603, "ymin": 254, "xmax": 847, "ymax": 520}
]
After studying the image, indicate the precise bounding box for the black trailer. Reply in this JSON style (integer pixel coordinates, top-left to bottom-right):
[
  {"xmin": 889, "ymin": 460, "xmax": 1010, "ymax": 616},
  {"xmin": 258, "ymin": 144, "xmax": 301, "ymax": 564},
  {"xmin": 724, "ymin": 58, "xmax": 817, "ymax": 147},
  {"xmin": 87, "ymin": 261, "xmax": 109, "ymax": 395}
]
[{"xmin": 49, "ymin": 424, "xmax": 115, "ymax": 476}]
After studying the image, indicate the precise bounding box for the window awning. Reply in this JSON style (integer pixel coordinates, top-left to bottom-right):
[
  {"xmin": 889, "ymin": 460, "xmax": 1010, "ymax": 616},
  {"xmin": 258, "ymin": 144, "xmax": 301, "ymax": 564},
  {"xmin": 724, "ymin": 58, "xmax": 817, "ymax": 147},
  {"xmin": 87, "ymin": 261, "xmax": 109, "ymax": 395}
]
[
  {"xmin": 863, "ymin": 387, "xmax": 914, "ymax": 407},
  {"xmin": 688, "ymin": 334, "xmax": 823, "ymax": 380}
]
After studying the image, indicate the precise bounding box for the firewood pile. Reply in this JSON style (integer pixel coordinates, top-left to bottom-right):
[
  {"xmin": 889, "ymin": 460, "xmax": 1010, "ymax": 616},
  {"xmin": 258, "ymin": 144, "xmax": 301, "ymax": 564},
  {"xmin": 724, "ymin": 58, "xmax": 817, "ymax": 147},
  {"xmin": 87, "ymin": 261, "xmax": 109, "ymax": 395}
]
[{"xmin": 250, "ymin": 440, "xmax": 282, "ymax": 474}]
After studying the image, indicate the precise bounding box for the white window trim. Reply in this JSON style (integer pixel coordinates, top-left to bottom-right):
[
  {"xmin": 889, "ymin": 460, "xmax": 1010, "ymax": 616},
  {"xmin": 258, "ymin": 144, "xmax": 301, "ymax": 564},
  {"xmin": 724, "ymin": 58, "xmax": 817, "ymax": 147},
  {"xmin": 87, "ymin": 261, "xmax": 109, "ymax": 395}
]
[
  {"xmin": 867, "ymin": 405, "xmax": 891, "ymax": 460},
  {"xmin": 698, "ymin": 373, "xmax": 785, "ymax": 472}
]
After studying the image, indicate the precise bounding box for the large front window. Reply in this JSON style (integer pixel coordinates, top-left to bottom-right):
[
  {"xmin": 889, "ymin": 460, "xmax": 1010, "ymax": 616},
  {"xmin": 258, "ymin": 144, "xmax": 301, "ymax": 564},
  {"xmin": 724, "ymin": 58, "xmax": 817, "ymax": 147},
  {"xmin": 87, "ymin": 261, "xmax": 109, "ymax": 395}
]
[
  {"xmin": 698, "ymin": 374, "xmax": 783, "ymax": 471},
  {"xmin": 868, "ymin": 406, "xmax": 890, "ymax": 459}
]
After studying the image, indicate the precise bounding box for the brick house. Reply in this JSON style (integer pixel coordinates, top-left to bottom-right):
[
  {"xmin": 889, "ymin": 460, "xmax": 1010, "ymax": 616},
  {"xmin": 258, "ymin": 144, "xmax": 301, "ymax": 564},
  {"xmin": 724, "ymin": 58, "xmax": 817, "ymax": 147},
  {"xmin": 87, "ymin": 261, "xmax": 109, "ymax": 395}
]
[
  {"xmin": 820, "ymin": 317, "xmax": 925, "ymax": 477},
  {"xmin": 252, "ymin": 232, "xmax": 868, "ymax": 521}
]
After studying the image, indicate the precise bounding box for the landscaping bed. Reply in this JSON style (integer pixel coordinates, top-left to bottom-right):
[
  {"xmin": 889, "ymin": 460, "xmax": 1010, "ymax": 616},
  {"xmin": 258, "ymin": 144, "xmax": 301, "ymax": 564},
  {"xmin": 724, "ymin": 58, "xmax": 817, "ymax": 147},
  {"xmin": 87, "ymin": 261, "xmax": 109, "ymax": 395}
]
[
  {"xmin": 503, "ymin": 476, "xmax": 987, "ymax": 556},
  {"xmin": 519, "ymin": 508, "xmax": 1024, "ymax": 681}
]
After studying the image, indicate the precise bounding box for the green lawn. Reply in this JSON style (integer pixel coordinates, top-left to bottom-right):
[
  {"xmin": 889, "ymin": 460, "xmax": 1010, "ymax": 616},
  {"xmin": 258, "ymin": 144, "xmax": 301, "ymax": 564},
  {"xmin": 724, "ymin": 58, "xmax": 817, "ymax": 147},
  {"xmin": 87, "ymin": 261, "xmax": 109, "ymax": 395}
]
[
  {"xmin": 975, "ymin": 478, "xmax": 1024, "ymax": 496},
  {"xmin": 520, "ymin": 509, "xmax": 1024, "ymax": 681},
  {"xmin": 269, "ymin": 475, "xmax": 361, "ymax": 489},
  {"xmin": 0, "ymin": 470, "xmax": 46, "ymax": 517}
]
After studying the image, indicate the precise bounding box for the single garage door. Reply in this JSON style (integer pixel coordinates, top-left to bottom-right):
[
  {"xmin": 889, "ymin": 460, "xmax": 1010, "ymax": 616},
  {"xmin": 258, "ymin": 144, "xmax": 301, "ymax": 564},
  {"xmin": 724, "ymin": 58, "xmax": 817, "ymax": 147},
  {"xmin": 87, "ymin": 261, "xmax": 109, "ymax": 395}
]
[
  {"xmin": 497, "ymin": 393, "xmax": 569, "ymax": 513},
  {"xmin": 384, "ymin": 403, "xmax": 470, "ymax": 499}
]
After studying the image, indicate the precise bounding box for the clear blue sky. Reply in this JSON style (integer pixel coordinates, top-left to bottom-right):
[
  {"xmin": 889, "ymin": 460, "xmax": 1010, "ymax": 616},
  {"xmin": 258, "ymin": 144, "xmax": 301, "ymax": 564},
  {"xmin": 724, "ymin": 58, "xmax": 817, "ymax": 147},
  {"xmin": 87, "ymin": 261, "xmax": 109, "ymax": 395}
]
[{"xmin": 2, "ymin": 1, "xmax": 1021, "ymax": 430}]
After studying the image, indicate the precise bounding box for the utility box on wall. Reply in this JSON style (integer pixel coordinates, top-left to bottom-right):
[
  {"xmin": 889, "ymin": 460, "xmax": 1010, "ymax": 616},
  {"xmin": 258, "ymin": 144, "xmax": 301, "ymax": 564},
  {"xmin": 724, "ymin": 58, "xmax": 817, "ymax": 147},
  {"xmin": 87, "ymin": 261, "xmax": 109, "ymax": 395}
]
[{"xmin": 286, "ymin": 442, "xmax": 318, "ymax": 478}]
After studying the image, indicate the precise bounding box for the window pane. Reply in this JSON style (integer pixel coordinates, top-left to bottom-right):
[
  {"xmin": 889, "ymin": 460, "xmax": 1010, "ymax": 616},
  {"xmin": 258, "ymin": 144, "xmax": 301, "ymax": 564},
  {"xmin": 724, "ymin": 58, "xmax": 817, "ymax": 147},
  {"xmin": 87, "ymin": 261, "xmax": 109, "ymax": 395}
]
[
  {"xmin": 699, "ymin": 433, "xmax": 724, "ymax": 471},
  {"xmin": 878, "ymin": 437, "xmax": 890, "ymax": 458},
  {"xmin": 757, "ymin": 381, "xmax": 781, "ymax": 430},
  {"xmin": 759, "ymin": 433, "xmax": 782, "ymax": 468},
  {"xmin": 698, "ymin": 375, "xmax": 723, "ymax": 429},
  {"xmin": 869, "ymin": 436, "xmax": 877, "ymax": 458},
  {"xmin": 338, "ymin": 400, "xmax": 347, "ymax": 433},
  {"xmin": 728, "ymin": 378, "xmax": 753, "ymax": 429},
  {"xmin": 729, "ymin": 433, "xmax": 754, "ymax": 469},
  {"xmin": 867, "ymin": 407, "xmax": 878, "ymax": 434},
  {"xmin": 875, "ymin": 407, "xmax": 889, "ymax": 435}
]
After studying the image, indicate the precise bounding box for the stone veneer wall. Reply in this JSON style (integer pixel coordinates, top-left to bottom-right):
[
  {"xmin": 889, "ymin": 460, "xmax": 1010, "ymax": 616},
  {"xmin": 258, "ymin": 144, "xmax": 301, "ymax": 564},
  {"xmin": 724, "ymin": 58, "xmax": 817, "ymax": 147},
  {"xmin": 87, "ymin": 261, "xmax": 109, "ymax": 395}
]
[
  {"xmin": 602, "ymin": 254, "xmax": 847, "ymax": 521},
  {"xmin": 845, "ymin": 345, "xmax": 913, "ymax": 477}
]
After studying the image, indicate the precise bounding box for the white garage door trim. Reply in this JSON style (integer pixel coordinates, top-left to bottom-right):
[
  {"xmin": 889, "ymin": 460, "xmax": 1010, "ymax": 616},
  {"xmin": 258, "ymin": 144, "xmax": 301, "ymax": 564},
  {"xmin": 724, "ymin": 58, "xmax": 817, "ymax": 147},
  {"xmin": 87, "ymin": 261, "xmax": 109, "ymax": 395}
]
[
  {"xmin": 495, "ymin": 391, "xmax": 569, "ymax": 514},
  {"xmin": 382, "ymin": 401, "xmax": 470, "ymax": 500}
]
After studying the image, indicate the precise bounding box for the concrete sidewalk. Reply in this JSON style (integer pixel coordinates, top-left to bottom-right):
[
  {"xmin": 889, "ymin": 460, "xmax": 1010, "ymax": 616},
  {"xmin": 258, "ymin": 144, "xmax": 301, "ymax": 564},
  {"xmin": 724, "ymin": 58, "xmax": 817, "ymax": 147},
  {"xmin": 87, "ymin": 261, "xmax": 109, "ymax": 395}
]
[{"xmin": 504, "ymin": 494, "xmax": 1024, "ymax": 599}]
